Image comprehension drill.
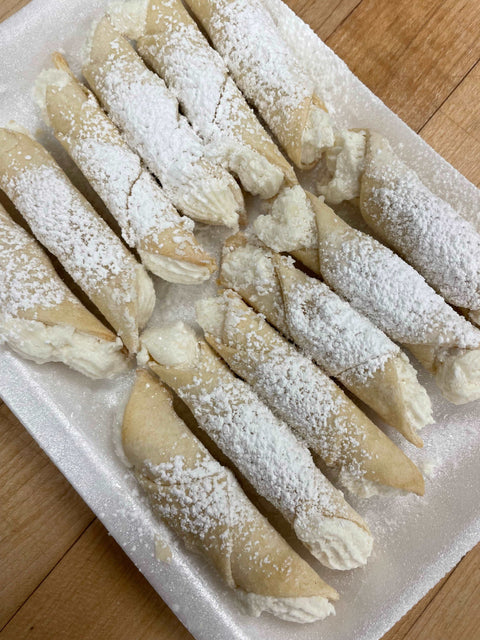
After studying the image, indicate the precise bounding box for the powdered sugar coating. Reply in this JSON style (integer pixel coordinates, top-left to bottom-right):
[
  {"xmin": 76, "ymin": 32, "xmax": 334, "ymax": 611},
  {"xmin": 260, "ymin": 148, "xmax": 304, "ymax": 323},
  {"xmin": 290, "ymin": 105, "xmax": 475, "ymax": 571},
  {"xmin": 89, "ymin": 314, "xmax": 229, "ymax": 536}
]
[
  {"xmin": 178, "ymin": 367, "xmax": 345, "ymax": 524},
  {"xmin": 137, "ymin": 4, "xmax": 287, "ymax": 196},
  {"xmin": 186, "ymin": 0, "xmax": 333, "ymax": 165},
  {"xmin": 83, "ymin": 19, "xmax": 242, "ymax": 225},
  {"xmin": 0, "ymin": 129, "xmax": 156, "ymax": 352},
  {"xmin": 0, "ymin": 211, "xmax": 66, "ymax": 319},
  {"xmin": 197, "ymin": 294, "xmax": 374, "ymax": 480},
  {"xmin": 205, "ymin": 0, "xmax": 312, "ymax": 119},
  {"xmin": 283, "ymin": 278, "xmax": 398, "ymax": 383},
  {"xmin": 362, "ymin": 142, "xmax": 480, "ymax": 311},
  {"xmin": 142, "ymin": 454, "xmax": 252, "ymax": 552},
  {"xmin": 5, "ymin": 164, "xmax": 128, "ymax": 294},
  {"xmin": 318, "ymin": 224, "xmax": 480, "ymax": 355},
  {"xmin": 220, "ymin": 241, "xmax": 398, "ymax": 383},
  {"xmin": 142, "ymin": 13, "xmax": 227, "ymax": 143},
  {"xmin": 75, "ymin": 135, "xmax": 190, "ymax": 245}
]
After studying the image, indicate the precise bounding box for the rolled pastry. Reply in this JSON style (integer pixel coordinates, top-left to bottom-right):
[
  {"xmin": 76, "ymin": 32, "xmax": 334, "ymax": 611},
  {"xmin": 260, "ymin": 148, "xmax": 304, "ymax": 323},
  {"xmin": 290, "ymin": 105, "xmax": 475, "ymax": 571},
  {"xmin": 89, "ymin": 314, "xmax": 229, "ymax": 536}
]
[
  {"xmin": 0, "ymin": 205, "xmax": 128, "ymax": 378},
  {"xmin": 143, "ymin": 322, "xmax": 373, "ymax": 570},
  {"xmin": 196, "ymin": 290, "xmax": 425, "ymax": 497},
  {"xmin": 184, "ymin": 0, "xmax": 335, "ymax": 169},
  {"xmin": 0, "ymin": 127, "xmax": 155, "ymax": 353},
  {"xmin": 35, "ymin": 55, "xmax": 216, "ymax": 285},
  {"xmin": 122, "ymin": 370, "xmax": 338, "ymax": 623},
  {"xmin": 108, "ymin": 0, "xmax": 296, "ymax": 200},
  {"xmin": 254, "ymin": 189, "xmax": 480, "ymax": 404},
  {"xmin": 219, "ymin": 234, "xmax": 432, "ymax": 446},
  {"xmin": 255, "ymin": 187, "xmax": 480, "ymax": 404},
  {"xmin": 320, "ymin": 130, "xmax": 480, "ymax": 323},
  {"xmin": 83, "ymin": 16, "xmax": 244, "ymax": 228}
]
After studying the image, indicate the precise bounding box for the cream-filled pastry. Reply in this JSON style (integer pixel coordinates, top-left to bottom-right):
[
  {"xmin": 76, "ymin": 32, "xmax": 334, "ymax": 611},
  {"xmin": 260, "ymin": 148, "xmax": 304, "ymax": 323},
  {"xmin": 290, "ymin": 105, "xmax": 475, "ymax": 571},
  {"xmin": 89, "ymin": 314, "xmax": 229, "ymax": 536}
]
[
  {"xmin": 36, "ymin": 56, "xmax": 216, "ymax": 284},
  {"xmin": 0, "ymin": 205, "xmax": 128, "ymax": 378},
  {"xmin": 0, "ymin": 127, "xmax": 154, "ymax": 353},
  {"xmin": 109, "ymin": 0, "xmax": 296, "ymax": 199},
  {"xmin": 220, "ymin": 235, "xmax": 432, "ymax": 446},
  {"xmin": 197, "ymin": 290, "xmax": 425, "ymax": 495},
  {"xmin": 122, "ymin": 370, "xmax": 339, "ymax": 622},
  {"xmin": 82, "ymin": 16, "xmax": 244, "ymax": 228},
  {"xmin": 143, "ymin": 322, "xmax": 373, "ymax": 570},
  {"xmin": 183, "ymin": 0, "xmax": 335, "ymax": 169}
]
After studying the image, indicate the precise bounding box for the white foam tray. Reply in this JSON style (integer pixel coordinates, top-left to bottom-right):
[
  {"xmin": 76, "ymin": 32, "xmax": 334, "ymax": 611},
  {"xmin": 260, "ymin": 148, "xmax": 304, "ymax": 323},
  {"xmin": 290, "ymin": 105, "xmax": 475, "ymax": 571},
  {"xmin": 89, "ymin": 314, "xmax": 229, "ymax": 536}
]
[{"xmin": 1, "ymin": 1, "xmax": 479, "ymax": 639}]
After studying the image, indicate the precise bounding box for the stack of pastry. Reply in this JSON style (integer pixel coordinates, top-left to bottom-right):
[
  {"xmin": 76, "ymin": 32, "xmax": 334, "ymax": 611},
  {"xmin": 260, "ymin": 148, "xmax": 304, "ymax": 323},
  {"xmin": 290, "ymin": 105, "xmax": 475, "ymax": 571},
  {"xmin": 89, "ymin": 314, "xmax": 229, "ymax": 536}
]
[
  {"xmin": 2, "ymin": 0, "xmax": 480, "ymax": 626},
  {"xmin": 122, "ymin": 370, "xmax": 339, "ymax": 622},
  {"xmin": 36, "ymin": 54, "xmax": 216, "ymax": 285},
  {"xmin": 0, "ymin": 126, "xmax": 154, "ymax": 354},
  {"xmin": 83, "ymin": 16, "xmax": 244, "ymax": 228},
  {"xmin": 0, "ymin": 204, "xmax": 127, "ymax": 378}
]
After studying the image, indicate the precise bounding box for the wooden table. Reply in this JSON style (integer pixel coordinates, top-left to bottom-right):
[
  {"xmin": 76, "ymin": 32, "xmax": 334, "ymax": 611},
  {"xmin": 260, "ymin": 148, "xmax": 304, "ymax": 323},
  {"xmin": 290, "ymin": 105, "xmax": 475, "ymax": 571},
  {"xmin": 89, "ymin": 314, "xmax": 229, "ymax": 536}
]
[{"xmin": 0, "ymin": 0, "xmax": 479, "ymax": 638}]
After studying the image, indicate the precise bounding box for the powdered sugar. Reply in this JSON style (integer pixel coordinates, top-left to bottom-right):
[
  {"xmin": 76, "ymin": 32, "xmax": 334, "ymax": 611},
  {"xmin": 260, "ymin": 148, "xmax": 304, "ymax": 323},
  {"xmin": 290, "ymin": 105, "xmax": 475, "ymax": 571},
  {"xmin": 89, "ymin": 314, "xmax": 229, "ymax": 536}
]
[
  {"xmin": 362, "ymin": 137, "xmax": 480, "ymax": 311},
  {"xmin": 282, "ymin": 276, "xmax": 398, "ymax": 382},
  {"xmin": 136, "ymin": 3, "xmax": 288, "ymax": 198},
  {"xmin": 318, "ymin": 224, "xmax": 480, "ymax": 356},
  {"xmin": 83, "ymin": 18, "xmax": 242, "ymax": 226},
  {"xmin": 143, "ymin": 454, "xmax": 251, "ymax": 551},
  {"xmin": 176, "ymin": 366, "xmax": 344, "ymax": 524},
  {"xmin": 4, "ymin": 164, "xmax": 127, "ymax": 293},
  {"xmin": 197, "ymin": 294, "xmax": 374, "ymax": 482},
  {"xmin": 203, "ymin": 0, "xmax": 313, "ymax": 124},
  {"xmin": 0, "ymin": 210, "xmax": 66, "ymax": 319},
  {"xmin": 220, "ymin": 240, "xmax": 398, "ymax": 383},
  {"xmin": 75, "ymin": 136, "xmax": 185, "ymax": 243}
]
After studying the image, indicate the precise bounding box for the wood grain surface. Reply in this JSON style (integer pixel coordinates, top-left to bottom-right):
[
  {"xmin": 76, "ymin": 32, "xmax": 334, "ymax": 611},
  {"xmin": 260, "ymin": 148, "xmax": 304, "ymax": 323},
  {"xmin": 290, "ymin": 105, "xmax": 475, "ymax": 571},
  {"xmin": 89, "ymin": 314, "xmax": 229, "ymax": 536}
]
[{"xmin": 0, "ymin": 0, "xmax": 479, "ymax": 639}]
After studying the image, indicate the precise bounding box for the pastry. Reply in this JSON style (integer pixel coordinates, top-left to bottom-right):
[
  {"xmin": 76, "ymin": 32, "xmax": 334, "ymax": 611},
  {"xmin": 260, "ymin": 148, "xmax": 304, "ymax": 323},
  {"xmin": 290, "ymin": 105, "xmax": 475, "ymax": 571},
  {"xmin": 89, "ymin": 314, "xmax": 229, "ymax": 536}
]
[
  {"xmin": 83, "ymin": 16, "xmax": 244, "ymax": 228},
  {"xmin": 196, "ymin": 290, "xmax": 425, "ymax": 496},
  {"xmin": 254, "ymin": 189, "xmax": 480, "ymax": 404},
  {"xmin": 108, "ymin": 0, "xmax": 296, "ymax": 199},
  {"xmin": 122, "ymin": 369, "xmax": 339, "ymax": 623},
  {"xmin": 319, "ymin": 130, "xmax": 480, "ymax": 325},
  {"xmin": 0, "ymin": 205, "xmax": 128, "ymax": 378},
  {"xmin": 219, "ymin": 234, "xmax": 432, "ymax": 446},
  {"xmin": 0, "ymin": 126, "xmax": 155, "ymax": 353},
  {"xmin": 36, "ymin": 54, "xmax": 216, "ymax": 285},
  {"xmin": 142, "ymin": 321, "xmax": 373, "ymax": 570},
  {"xmin": 183, "ymin": 0, "xmax": 335, "ymax": 169}
]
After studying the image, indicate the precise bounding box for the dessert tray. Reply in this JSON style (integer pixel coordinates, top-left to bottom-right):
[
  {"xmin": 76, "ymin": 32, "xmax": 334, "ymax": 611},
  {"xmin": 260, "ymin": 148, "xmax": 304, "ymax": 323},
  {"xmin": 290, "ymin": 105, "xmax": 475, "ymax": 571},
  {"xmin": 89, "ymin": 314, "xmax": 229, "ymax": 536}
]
[{"xmin": 1, "ymin": 1, "xmax": 479, "ymax": 639}]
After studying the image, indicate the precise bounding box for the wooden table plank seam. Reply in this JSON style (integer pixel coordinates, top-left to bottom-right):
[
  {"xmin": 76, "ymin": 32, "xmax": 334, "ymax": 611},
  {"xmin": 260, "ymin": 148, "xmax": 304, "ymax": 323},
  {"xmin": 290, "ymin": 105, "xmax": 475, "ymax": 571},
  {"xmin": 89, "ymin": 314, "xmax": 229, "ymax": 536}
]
[
  {"xmin": 0, "ymin": 518, "xmax": 96, "ymax": 634},
  {"xmin": 418, "ymin": 57, "xmax": 480, "ymax": 135},
  {"xmin": 323, "ymin": 0, "xmax": 363, "ymax": 39}
]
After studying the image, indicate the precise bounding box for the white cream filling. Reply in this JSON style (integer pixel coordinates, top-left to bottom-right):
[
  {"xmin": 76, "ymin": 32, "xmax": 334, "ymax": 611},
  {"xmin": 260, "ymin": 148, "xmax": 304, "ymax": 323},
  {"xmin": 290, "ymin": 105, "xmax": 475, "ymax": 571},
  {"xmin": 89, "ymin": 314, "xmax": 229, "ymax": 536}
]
[
  {"xmin": 0, "ymin": 317, "xmax": 128, "ymax": 379},
  {"xmin": 34, "ymin": 68, "xmax": 71, "ymax": 121},
  {"xmin": 337, "ymin": 468, "xmax": 408, "ymax": 499},
  {"xmin": 318, "ymin": 130, "xmax": 367, "ymax": 205},
  {"xmin": 294, "ymin": 511, "xmax": 373, "ymax": 570},
  {"xmin": 300, "ymin": 107, "xmax": 335, "ymax": 166},
  {"xmin": 227, "ymin": 146, "xmax": 284, "ymax": 199},
  {"xmin": 107, "ymin": 0, "xmax": 149, "ymax": 39},
  {"xmin": 136, "ymin": 265, "xmax": 156, "ymax": 329},
  {"xmin": 396, "ymin": 352, "xmax": 433, "ymax": 431},
  {"xmin": 139, "ymin": 250, "xmax": 211, "ymax": 285},
  {"xmin": 235, "ymin": 590, "xmax": 335, "ymax": 623},
  {"xmin": 195, "ymin": 298, "xmax": 225, "ymax": 336},
  {"xmin": 180, "ymin": 177, "xmax": 242, "ymax": 229},
  {"xmin": 141, "ymin": 321, "xmax": 199, "ymax": 367},
  {"xmin": 254, "ymin": 185, "xmax": 316, "ymax": 252},
  {"xmin": 435, "ymin": 349, "xmax": 480, "ymax": 404}
]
